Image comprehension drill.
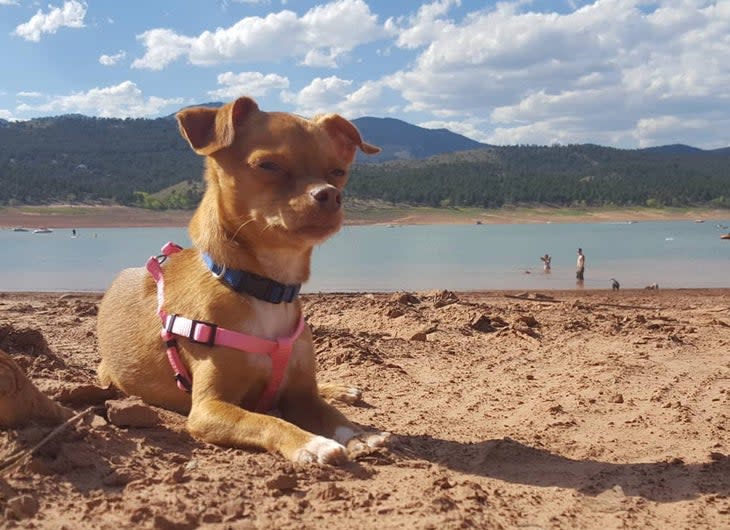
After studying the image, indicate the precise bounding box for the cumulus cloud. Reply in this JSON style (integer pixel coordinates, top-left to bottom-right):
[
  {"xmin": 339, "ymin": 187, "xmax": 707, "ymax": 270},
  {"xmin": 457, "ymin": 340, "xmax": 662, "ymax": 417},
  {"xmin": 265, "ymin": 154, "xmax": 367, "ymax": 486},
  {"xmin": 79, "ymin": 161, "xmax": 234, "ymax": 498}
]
[
  {"xmin": 209, "ymin": 71, "xmax": 289, "ymax": 99},
  {"xmin": 382, "ymin": 0, "xmax": 730, "ymax": 148},
  {"xmin": 132, "ymin": 0, "xmax": 387, "ymax": 70},
  {"xmin": 131, "ymin": 29, "xmax": 193, "ymax": 71},
  {"xmin": 0, "ymin": 109, "xmax": 15, "ymax": 120},
  {"xmin": 282, "ymin": 76, "xmax": 353, "ymax": 113},
  {"xmin": 13, "ymin": 0, "xmax": 86, "ymax": 42},
  {"xmin": 99, "ymin": 51, "xmax": 126, "ymax": 66},
  {"xmin": 281, "ymin": 77, "xmax": 391, "ymax": 118},
  {"xmin": 15, "ymin": 81, "xmax": 183, "ymax": 118},
  {"xmin": 385, "ymin": 0, "xmax": 461, "ymax": 49}
]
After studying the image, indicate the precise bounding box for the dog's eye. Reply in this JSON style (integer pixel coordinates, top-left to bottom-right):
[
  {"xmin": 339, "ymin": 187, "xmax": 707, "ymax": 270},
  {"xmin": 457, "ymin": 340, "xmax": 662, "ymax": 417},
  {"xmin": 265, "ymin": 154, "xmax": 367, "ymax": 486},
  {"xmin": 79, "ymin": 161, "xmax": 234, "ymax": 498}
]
[
  {"xmin": 330, "ymin": 169, "xmax": 346, "ymax": 177},
  {"xmin": 258, "ymin": 161, "xmax": 280, "ymax": 172}
]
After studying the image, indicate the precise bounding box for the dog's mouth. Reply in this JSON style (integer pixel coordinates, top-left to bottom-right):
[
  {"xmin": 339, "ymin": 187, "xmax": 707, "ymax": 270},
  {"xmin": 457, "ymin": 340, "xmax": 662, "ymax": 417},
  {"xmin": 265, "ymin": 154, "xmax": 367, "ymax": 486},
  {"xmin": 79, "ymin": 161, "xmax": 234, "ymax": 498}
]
[
  {"xmin": 242, "ymin": 199, "xmax": 344, "ymax": 246},
  {"xmin": 293, "ymin": 215, "xmax": 343, "ymax": 242}
]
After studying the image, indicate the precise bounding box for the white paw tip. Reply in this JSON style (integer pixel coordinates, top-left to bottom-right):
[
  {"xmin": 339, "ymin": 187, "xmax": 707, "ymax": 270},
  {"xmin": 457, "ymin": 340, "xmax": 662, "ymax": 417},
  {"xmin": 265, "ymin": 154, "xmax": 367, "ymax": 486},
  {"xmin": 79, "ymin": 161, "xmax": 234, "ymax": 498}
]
[
  {"xmin": 344, "ymin": 387, "xmax": 362, "ymax": 399},
  {"xmin": 295, "ymin": 436, "xmax": 347, "ymax": 465},
  {"xmin": 365, "ymin": 431, "xmax": 391, "ymax": 448}
]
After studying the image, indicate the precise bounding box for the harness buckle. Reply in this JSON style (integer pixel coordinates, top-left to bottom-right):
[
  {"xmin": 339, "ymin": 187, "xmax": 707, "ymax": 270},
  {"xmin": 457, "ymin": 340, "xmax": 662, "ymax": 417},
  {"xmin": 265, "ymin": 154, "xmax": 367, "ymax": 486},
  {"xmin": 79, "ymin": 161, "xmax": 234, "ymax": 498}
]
[
  {"xmin": 189, "ymin": 319, "xmax": 218, "ymax": 347},
  {"xmin": 174, "ymin": 374, "xmax": 192, "ymax": 393}
]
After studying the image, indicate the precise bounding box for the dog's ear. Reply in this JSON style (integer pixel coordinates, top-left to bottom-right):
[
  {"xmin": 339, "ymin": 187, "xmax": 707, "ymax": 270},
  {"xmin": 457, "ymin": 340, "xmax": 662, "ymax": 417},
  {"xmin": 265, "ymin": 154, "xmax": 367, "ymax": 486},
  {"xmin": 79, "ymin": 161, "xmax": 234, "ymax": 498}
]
[
  {"xmin": 316, "ymin": 114, "xmax": 380, "ymax": 164},
  {"xmin": 176, "ymin": 97, "xmax": 258, "ymax": 156}
]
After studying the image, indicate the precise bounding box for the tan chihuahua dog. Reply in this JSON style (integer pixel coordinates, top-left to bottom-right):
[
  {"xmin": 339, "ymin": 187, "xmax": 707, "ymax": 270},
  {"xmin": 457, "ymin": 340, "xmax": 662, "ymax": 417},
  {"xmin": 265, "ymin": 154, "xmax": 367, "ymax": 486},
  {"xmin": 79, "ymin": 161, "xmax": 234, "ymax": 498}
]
[{"xmin": 96, "ymin": 96, "xmax": 387, "ymax": 464}]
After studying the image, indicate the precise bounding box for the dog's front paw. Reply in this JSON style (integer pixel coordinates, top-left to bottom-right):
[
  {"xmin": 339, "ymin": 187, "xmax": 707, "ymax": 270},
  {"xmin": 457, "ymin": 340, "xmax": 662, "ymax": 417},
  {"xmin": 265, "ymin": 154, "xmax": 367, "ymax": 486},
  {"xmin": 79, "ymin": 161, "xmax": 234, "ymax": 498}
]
[
  {"xmin": 334, "ymin": 427, "xmax": 391, "ymax": 454},
  {"xmin": 360, "ymin": 431, "xmax": 391, "ymax": 448},
  {"xmin": 349, "ymin": 431, "xmax": 391, "ymax": 452},
  {"xmin": 318, "ymin": 382, "xmax": 363, "ymax": 404},
  {"xmin": 293, "ymin": 436, "xmax": 348, "ymax": 465}
]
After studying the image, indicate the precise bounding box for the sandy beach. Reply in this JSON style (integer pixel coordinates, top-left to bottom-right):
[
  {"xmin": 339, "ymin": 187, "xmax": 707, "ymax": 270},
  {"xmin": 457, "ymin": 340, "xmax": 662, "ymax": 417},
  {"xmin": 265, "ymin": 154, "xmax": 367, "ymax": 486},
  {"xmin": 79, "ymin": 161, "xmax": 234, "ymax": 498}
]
[
  {"xmin": 1, "ymin": 204, "xmax": 729, "ymax": 229},
  {"xmin": 1, "ymin": 288, "xmax": 728, "ymax": 529}
]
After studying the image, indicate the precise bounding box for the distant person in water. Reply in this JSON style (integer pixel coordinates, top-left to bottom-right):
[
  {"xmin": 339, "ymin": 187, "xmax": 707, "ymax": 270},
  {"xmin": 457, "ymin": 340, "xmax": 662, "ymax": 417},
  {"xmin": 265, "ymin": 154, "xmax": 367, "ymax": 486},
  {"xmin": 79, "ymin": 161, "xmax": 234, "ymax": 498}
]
[
  {"xmin": 72, "ymin": 228, "xmax": 76, "ymax": 237},
  {"xmin": 576, "ymin": 248, "xmax": 585, "ymax": 282},
  {"xmin": 540, "ymin": 254, "xmax": 551, "ymax": 273}
]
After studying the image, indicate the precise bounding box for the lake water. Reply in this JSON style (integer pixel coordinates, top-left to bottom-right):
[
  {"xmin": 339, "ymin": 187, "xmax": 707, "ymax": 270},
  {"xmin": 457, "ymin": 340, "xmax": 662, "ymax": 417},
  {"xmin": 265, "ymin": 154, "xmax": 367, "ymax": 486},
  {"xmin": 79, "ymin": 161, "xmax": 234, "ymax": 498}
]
[{"xmin": 1, "ymin": 220, "xmax": 729, "ymax": 292}]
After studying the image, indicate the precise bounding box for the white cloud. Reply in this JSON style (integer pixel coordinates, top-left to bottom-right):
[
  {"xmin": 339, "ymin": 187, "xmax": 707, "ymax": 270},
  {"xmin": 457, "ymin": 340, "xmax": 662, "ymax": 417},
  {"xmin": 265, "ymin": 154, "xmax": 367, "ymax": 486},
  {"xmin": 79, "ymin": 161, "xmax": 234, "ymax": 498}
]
[
  {"xmin": 15, "ymin": 81, "xmax": 183, "ymax": 118},
  {"xmin": 99, "ymin": 51, "xmax": 126, "ymax": 66},
  {"xmin": 382, "ymin": 0, "xmax": 730, "ymax": 148},
  {"xmin": 385, "ymin": 0, "xmax": 461, "ymax": 49},
  {"xmin": 13, "ymin": 0, "xmax": 86, "ymax": 42},
  {"xmin": 281, "ymin": 77, "xmax": 391, "ymax": 119},
  {"xmin": 301, "ymin": 48, "xmax": 342, "ymax": 69},
  {"xmin": 634, "ymin": 114, "xmax": 729, "ymax": 149},
  {"xmin": 0, "ymin": 109, "xmax": 15, "ymax": 120},
  {"xmin": 131, "ymin": 29, "xmax": 194, "ymax": 71},
  {"xmin": 17, "ymin": 91, "xmax": 43, "ymax": 98},
  {"xmin": 282, "ymin": 76, "xmax": 352, "ymax": 113},
  {"xmin": 0, "ymin": 0, "xmax": 19, "ymax": 6},
  {"xmin": 209, "ymin": 71, "xmax": 289, "ymax": 99},
  {"xmin": 133, "ymin": 0, "xmax": 387, "ymax": 70}
]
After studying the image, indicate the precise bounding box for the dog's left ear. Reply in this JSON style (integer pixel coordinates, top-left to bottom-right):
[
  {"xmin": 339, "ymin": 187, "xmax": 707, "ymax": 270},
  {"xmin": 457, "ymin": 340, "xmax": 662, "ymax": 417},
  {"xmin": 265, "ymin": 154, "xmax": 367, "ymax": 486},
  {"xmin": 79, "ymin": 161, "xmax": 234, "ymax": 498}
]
[
  {"xmin": 317, "ymin": 114, "xmax": 380, "ymax": 164},
  {"xmin": 176, "ymin": 97, "xmax": 259, "ymax": 156}
]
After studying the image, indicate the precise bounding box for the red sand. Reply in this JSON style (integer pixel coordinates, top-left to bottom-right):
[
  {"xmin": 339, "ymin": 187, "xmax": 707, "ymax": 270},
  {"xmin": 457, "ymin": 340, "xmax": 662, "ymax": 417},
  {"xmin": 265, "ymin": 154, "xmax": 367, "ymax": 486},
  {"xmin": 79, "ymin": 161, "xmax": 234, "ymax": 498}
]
[{"xmin": 1, "ymin": 289, "xmax": 728, "ymax": 529}]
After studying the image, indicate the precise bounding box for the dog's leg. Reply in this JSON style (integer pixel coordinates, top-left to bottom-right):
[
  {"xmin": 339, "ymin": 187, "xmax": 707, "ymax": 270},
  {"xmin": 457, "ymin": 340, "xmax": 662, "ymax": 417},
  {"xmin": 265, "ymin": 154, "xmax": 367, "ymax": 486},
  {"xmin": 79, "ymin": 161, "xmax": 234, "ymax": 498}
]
[
  {"xmin": 187, "ymin": 398, "xmax": 348, "ymax": 464},
  {"xmin": 281, "ymin": 392, "xmax": 390, "ymax": 454},
  {"xmin": 186, "ymin": 360, "xmax": 348, "ymax": 464},
  {"xmin": 317, "ymin": 382, "xmax": 362, "ymax": 404}
]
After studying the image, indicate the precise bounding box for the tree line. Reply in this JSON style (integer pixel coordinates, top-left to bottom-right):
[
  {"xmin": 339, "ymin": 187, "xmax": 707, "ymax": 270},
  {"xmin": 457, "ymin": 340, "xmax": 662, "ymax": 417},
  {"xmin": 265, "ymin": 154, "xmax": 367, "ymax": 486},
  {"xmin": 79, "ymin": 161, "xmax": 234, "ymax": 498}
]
[{"xmin": 0, "ymin": 115, "xmax": 728, "ymax": 210}]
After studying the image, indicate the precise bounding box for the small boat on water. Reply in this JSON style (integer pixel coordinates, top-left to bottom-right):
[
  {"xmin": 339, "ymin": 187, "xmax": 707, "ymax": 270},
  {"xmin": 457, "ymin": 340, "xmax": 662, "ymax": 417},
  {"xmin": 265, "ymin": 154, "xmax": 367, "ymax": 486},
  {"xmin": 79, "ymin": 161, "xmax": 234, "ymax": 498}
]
[
  {"xmin": 12, "ymin": 227, "xmax": 29, "ymax": 232},
  {"xmin": 33, "ymin": 227, "xmax": 53, "ymax": 234},
  {"xmin": 721, "ymin": 233, "xmax": 730, "ymax": 240}
]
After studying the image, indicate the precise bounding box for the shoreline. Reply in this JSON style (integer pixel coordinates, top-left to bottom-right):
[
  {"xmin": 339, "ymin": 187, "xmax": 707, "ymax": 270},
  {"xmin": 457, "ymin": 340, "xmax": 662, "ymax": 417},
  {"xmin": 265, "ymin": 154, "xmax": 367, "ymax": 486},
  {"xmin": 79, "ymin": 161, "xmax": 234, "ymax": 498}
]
[
  {"xmin": 1, "ymin": 204, "xmax": 729, "ymax": 229},
  {"xmin": 3, "ymin": 287, "xmax": 729, "ymax": 298}
]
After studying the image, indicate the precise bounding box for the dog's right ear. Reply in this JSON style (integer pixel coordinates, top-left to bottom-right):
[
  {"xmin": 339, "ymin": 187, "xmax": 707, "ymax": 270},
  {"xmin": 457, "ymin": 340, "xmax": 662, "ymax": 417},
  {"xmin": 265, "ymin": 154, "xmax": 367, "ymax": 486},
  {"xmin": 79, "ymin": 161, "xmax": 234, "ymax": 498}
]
[{"xmin": 176, "ymin": 97, "xmax": 258, "ymax": 156}]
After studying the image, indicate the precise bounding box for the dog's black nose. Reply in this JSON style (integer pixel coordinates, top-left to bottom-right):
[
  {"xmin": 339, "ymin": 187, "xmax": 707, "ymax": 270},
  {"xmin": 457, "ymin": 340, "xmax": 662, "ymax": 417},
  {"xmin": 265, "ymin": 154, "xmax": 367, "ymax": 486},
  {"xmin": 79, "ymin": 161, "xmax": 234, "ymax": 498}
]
[{"xmin": 310, "ymin": 185, "xmax": 342, "ymax": 210}]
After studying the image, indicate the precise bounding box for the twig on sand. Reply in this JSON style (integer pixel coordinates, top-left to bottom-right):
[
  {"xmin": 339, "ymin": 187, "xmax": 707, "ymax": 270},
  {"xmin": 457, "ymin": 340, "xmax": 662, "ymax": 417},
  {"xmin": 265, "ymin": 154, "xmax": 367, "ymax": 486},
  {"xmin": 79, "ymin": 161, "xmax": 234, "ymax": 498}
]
[
  {"xmin": 0, "ymin": 406, "xmax": 94, "ymax": 477},
  {"xmin": 504, "ymin": 294, "xmax": 562, "ymax": 303}
]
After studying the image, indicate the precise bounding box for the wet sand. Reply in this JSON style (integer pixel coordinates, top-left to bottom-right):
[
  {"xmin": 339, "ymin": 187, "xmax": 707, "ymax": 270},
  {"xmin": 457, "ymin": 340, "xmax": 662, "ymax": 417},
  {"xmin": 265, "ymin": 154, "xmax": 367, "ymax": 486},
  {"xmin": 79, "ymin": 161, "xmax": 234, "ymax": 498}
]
[{"xmin": 2, "ymin": 204, "xmax": 729, "ymax": 229}]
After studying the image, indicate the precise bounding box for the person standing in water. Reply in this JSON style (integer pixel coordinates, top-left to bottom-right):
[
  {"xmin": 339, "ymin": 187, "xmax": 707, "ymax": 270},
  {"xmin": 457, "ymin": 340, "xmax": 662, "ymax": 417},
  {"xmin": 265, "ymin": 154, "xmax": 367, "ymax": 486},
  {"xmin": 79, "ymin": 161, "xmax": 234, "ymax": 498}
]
[
  {"xmin": 576, "ymin": 248, "xmax": 586, "ymax": 282},
  {"xmin": 540, "ymin": 254, "xmax": 552, "ymax": 273}
]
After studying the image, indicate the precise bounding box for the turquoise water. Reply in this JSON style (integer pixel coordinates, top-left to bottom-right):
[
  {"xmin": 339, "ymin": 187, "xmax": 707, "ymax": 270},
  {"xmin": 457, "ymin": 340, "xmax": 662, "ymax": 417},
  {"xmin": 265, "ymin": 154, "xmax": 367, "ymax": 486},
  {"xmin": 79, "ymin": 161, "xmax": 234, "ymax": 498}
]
[{"xmin": 1, "ymin": 220, "xmax": 729, "ymax": 292}]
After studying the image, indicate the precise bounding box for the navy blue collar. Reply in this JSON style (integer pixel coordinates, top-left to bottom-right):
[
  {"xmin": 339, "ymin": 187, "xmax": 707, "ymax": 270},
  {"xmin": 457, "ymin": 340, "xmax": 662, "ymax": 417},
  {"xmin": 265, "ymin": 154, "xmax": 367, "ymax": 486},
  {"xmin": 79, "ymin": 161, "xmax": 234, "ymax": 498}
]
[{"xmin": 202, "ymin": 253, "xmax": 301, "ymax": 304}]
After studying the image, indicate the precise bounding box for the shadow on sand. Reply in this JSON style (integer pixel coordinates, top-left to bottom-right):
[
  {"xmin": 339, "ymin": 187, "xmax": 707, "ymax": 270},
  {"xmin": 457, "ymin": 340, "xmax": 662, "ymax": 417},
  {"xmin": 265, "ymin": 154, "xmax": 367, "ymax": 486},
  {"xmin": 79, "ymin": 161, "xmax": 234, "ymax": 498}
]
[{"xmin": 394, "ymin": 434, "xmax": 729, "ymax": 503}]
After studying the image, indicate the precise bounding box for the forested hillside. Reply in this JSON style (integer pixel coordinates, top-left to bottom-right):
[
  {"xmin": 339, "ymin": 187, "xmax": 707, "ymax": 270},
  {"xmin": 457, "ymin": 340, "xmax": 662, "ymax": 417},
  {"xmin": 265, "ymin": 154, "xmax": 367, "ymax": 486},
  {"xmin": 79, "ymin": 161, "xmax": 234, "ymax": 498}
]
[
  {"xmin": 348, "ymin": 145, "xmax": 730, "ymax": 208},
  {"xmin": 0, "ymin": 114, "xmax": 728, "ymax": 210},
  {"xmin": 0, "ymin": 115, "xmax": 201, "ymax": 206}
]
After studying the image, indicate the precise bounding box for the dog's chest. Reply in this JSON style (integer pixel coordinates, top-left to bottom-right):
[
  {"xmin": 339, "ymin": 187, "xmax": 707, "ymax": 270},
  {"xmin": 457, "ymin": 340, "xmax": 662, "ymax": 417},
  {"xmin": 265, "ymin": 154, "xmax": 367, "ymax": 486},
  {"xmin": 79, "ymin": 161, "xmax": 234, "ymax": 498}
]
[{"xmin": 243, "ymin": 299, "xmax": 298, "ymax": 338}]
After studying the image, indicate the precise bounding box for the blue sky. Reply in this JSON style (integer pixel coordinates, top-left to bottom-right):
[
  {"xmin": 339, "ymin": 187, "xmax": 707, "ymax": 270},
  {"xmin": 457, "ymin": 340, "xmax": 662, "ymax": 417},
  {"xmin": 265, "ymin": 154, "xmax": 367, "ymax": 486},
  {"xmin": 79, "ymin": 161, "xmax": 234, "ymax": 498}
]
[{"xmin": 1, "ymin": 0, "xmax": 728, "ymax": 148}]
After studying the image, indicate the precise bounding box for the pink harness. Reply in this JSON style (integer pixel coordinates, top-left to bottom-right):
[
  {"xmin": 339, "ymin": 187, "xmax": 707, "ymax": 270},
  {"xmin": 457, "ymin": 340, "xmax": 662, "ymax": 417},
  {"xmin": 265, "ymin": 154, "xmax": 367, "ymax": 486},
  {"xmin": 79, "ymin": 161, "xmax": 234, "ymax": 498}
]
[{"xmin": 145, "ymin": 242, "xmax": 305, "ymax": 412}]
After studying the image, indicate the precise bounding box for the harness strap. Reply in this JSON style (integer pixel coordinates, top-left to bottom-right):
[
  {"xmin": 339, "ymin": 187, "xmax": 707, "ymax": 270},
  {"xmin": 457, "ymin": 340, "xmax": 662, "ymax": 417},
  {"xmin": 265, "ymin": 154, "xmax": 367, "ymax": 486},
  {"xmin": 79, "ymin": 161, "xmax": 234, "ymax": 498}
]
[
  {"xmin": 145, "ymin": 241, "xmax": 305, "ymax": 411},
  {"xmin": 146, "ymin": 242, "xmax": 189, "ymax": 392},
  {"xmin": 164, "ymin": 313, "xmax": 304, "ymax": 411}
]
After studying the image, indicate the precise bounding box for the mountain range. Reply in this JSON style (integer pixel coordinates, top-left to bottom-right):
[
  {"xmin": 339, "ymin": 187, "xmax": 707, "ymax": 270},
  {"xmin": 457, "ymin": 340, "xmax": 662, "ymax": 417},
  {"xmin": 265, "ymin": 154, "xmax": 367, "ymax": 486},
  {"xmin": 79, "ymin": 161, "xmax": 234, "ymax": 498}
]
[{"xmin": 0, "ymin": 109, "xmax": 728, "ymax": 210}]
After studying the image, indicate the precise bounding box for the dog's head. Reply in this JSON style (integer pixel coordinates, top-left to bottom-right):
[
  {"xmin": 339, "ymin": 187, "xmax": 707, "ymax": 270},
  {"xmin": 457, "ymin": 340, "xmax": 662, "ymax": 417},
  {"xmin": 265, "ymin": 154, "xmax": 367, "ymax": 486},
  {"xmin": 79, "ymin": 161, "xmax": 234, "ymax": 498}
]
[{"xmin": 177, "ymin": 97, "xmax": 379, "ymax": 252}]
